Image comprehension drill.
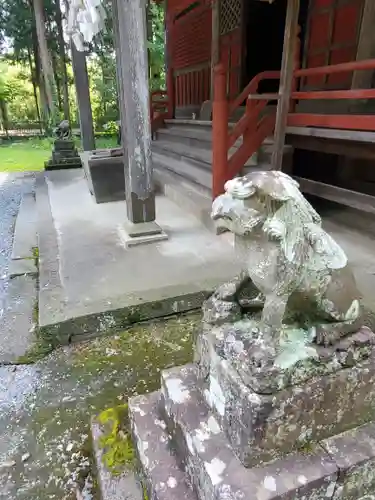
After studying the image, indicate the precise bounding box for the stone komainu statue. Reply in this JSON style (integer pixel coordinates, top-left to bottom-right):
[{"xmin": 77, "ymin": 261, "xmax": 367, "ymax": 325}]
[
  {"xmin": 208, "ymin": 170, "xmax": 362, "ymax": 348},
  {"xmin": 54, "ymin": 120, "xmax": 71, "ymax": 140}
]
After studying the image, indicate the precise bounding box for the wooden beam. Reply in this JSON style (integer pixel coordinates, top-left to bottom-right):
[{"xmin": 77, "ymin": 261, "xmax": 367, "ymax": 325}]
[
  {"xmin": 352, "ymin": 0, "xmax": 375, "ymax": 91},
  {"xmin": 286, "ymin": 135, "xmax": 375, "ymax": 161},
  {"xmin": 272, "ymin": 0, "xmax": 300, "ymax": 171},
  {"xmin": 286, "ymin": 126, "xmax": 375, "ymax": 143},
  {"xmin": 295, "ymin": 176, "xmax": 375, "ymax": 215},
  {"xmin": 287, "ymin": 113, "xmax": 375, "ymax": 131}
]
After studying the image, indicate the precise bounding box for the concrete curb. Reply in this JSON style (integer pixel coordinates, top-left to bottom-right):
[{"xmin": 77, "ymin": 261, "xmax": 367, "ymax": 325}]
[
  {"xmin": 35, "ymin": 173, "xmax": 65, "ymax": 336},
  {"xmin": 39, "ymin": 284, "xmax": 211, "ymax": 345}
]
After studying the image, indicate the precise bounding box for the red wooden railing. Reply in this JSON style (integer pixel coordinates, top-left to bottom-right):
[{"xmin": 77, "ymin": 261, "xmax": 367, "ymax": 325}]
[
  {"xmin": 212, "ymin": 58, "xmax": 375, "ymax": 198},
  {"xmin": 150, "ymin": 90, "xmax": 171, "ymax": 134}
]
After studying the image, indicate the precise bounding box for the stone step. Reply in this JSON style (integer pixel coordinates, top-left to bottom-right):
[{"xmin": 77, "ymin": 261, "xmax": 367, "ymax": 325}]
[
  {"xmin": 165, "ymin": 119, "xmax": 214, "ymax": 130},
  {"xmin": 153, "ymin": 168, "xmax": 214, "ymax": 232},
  {"xmin": 91, "ymin": 419, "xmax": 143, "ymax": 500},
  {"xmin": 156, "ymin": 126, "xmax": 212, "ymax": 148},
  {"xmin": 129, "ymin": 391, "xmax": 197, "ymax": 500},
  {"xmin": 152, "ymin": 140, "xmax": 258, "ymax": 169},
  {"xmin": 152, "ymin": 157, "xmax": 273, "ymax": 233},
  {"xmin": 157, "ymin": 123, "xmax": 292, "ymax": 172},
  {"xmin": 160, "ymin": 365, "xmax": 339, "ymax": 500},
  {"xmin": 152, "ymin": 141, "xmax": 213, "ymax": 169},
  {"xmin": 157, "ymin": 125, "xmax": 248, "ymax": 151},
  {"xmin": 152, "ymin": 151, "xmax": 212, "ymax": 191}
]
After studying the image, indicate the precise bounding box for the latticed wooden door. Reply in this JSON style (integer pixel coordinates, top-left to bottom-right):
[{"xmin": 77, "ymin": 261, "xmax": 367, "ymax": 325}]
[
  {"xmin": 219, "ymin": 0, "xmax": 243, "ymax": 100},
  {"xmin": 303, "ymin": 0, "xmax": 365, "ymax": 89}
]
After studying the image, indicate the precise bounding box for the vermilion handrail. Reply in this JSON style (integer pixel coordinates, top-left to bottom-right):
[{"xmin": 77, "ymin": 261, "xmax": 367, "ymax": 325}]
[
  {"xmin": 213, "ymin": 56, "xmax": 375, "ymax": 198},
  {"xmin": 292, "ymin": 89, "xmax": 375, "ymax": 100},
  {"xmin": 294, "ymin": 58, "xmax": 375, "ymax": 77},
  {"xmin": 229, "ymin": 71, "xmax": 280, "ymax": 116},
  {"xmin": 150, "ymin": 89, "xmax": 169, "ymax": 133}
]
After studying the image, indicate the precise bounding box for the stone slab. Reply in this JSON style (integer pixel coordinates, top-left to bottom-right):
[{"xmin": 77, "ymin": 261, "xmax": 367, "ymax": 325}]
[
  {"xmin": 122, "ymin": 223, "xmax": 169, "ymax": 248},
  {"xmin": 45, "ymin": 160, "xmax": 82, "ymax": 171},
  {"xmin": 81, "ymin": 151, "xmax": 126, "ymax": 204},
  {"xmin": 91, "ymin": 419, "xmax": 143, "ymax": 500},
  {"xmin": 126, "ymin": 221, "xmax": 164, "ymax": 238},
  {"xmin": 322, "ymin": 422, "xmax": 375, "ymax": 499},
  {"xmin": 195, "ymin": 324, "xmax": 375, "ymax": 467},
  {"xmin": 133, "ymin": 382, "xmax": 338, "ymax": 500},
  {"xmin": 0, "ymin": 275, "xmax": 37, "ymax": 364},
  {"xmin": 11, "ymin": 192, "xmax": 37, "ymax": 260},
  {"xmin": 36, "ymin": 170, "xmax": 240, "ymax": 344},
  {"xmin": 129, "ymin": 392, "xmax": 196, "ymax": 500},
  {"xmin": 8, "ymin": 258, "xmax": 37, "ymax": 278}
]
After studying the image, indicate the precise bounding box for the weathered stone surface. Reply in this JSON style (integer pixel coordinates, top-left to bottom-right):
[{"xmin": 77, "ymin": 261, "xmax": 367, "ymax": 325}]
[
  {"xmin": 45, "ymin": 138, "xmax": 82, "ymax": 171},
  {"xmin": 209, "ymin": 170, "xmax": 362, "ymax": 353},
  {"xmin": 54, "ymin": 139, "xmax": 75, "ymax": 151},
  {"xmin": 196, "ymin": 321, "xmax": 375, "ymax": 393},
  {"xmin": 129, "ymin": 392, "xmax": 196, "ymax": 500},
  {"xmin": 84, "ymin": 151, "xmax": 126, "ymax": 204},
  {"xmin": 0, "ymin": 275, "xmax": 37, "ymax": 363},
  {"xmin": 91, "ymin": 419, "xmax": 143, "ymax": 500},
  {"xmin": 322, "ymin": 422, "xmax": 375, "ymax": 499},
  {"xmin": 11, "ymin": 191, "xmax": 37, "ymax": 260},
  {"xmin": 8, "ymin": 258, "xmax": 37, "ymax": 278},
  {"xmin": 195, "ymin": 325, "xmax": 375, "ymax": 466},
  {"xmin": 159, "ymin": 365, "xmax": 338, "ymax": 500}
]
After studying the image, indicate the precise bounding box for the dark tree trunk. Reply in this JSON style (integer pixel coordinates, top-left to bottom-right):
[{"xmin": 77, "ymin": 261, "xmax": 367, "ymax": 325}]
[
  {"xmin": 0, "ymin": 99, "xmax": 9, "ymax": 137},
  {"xmin": 52, "ymin": 52, "xmax": 63, "ymax": 113},
  {"xmin": 31, "ymin": 24, "xmax": 49, "ymax": 128},
  {"xmin": 27, "ymin": 46, "xmax": 43, "ymax": 132},
  {"xmin": 55, "ymin": 0, "xmax": 71, "ymax": 121}
]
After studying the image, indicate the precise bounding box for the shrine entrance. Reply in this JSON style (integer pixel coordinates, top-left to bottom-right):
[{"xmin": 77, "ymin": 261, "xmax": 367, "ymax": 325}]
[{"xmin": 241, "ymin": 0, "xmax": 309, "ymax": 94}]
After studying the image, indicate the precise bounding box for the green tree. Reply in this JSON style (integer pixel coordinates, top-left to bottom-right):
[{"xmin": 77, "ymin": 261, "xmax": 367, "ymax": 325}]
[{"xmin": 147, "ymin": 1, "xmax": 166, "ymax": 91}]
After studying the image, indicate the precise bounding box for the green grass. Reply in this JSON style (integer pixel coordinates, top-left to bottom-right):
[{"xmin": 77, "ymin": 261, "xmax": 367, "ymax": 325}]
[{"xmin": 0, "ymin": 136, "xmax": 118, "ymax": 173}]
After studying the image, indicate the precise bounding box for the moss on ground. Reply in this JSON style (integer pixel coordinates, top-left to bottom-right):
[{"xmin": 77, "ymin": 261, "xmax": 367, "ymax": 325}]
[
  {"xmin": 96, "ymin": 404, "xmax": 134, "ymax": 475},
  {"xmin": 7, "ymin": 312, "xmax": 200, "ymax": 498}
]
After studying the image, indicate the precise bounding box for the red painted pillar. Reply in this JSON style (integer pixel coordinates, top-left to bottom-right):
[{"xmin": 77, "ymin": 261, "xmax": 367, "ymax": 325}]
[{"xmin": 212, "ymin": 63, "xmax": 229, "ymax": 199}]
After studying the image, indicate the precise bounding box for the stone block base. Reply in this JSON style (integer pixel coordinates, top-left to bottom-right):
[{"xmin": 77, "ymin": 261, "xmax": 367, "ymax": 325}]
[
  {"xmin": 45, "ymin": 159, "xmax": 82, "ymax": 170},
  {"xmin": 129, "ymin": 365, "xmax": 375, "ymax": 500},
  {"xmin": 195, "ymin": 323, "xmax": 375, "ymax": 466},
  {"xmin": 54, "ymin": 139, "xmax": 76, "ymax": 151},
  {"xmin": 45, "ymin": 139, "xmax": 82, "ymax": 171},
  {"xmin": 81, "ymin": 150, "xmax": 126, "ymax": 204}
]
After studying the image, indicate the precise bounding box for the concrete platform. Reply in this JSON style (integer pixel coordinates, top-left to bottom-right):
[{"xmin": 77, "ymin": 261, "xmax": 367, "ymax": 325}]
[{"xmin": 36, "ymin": 170, "xmax": 241, "ymax": 343}]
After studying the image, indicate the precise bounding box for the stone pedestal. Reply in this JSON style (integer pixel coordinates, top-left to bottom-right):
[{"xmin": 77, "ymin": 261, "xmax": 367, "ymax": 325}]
[
  {"xmin": 129, "ymin": 322, "xmax": 375, "ymax": 500},
  {"xmin": 45, "ymin": 139, "xmax": 82, "ymax": 170},
  {"xmin": 81, "ymin": 148, "xmax": 126, "ymax": 204}
]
